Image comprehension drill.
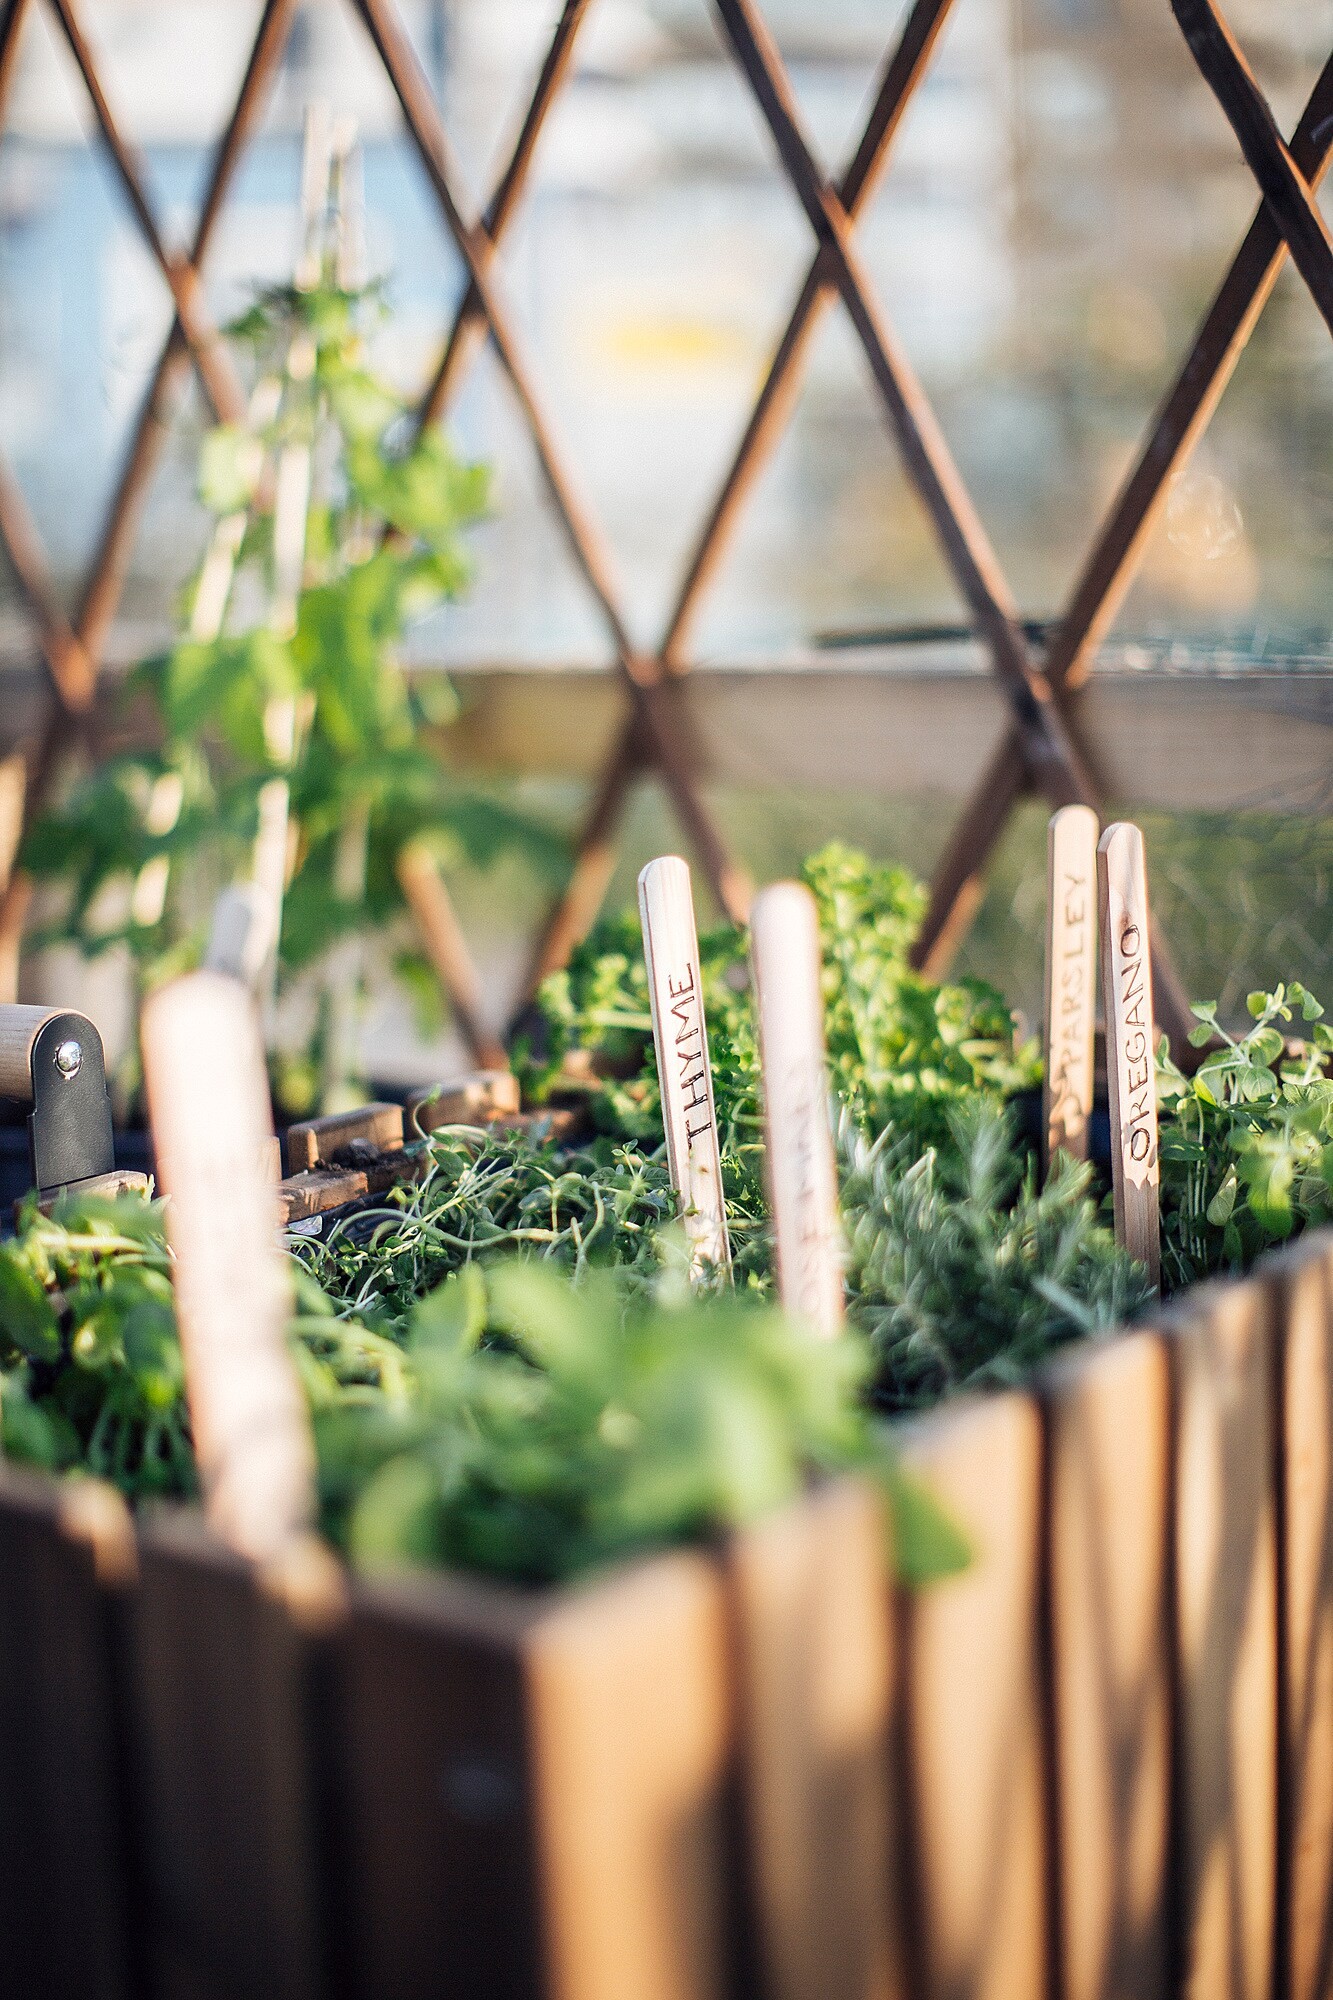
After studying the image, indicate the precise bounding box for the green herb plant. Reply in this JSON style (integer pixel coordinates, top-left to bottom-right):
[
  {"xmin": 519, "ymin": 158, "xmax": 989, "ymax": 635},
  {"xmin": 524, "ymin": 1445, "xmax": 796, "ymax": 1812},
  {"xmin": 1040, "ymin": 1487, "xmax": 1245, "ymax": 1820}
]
[
  {"xmin": 841, "ymin": 1097, "xmax": 1152, "ymax": 1411},
  {"xmin": 24, "ymin": 274, "xmax": 556, "ymax": 1114},
  {"xmin": 521, "ymin": 843, "xmax": 1038, "ymax": 1159},
  {"xmin": 0, "ymin": 1186, "xmax": 967, "ymax": 1589},
  {"xmin": 1157, "ymin": 982, "xmax": 1333, "ymax": 1286}
]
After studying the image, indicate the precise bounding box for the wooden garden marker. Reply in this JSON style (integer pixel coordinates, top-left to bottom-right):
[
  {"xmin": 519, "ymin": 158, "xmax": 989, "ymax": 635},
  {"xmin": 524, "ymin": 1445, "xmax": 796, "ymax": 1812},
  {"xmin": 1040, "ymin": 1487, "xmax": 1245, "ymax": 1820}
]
[
  {"xmin": 750, "ymin": 881, "xmax": 843, "ymax": 1338},
  {"xmin": 637, "ymin": 856, "xmax": 730, "ymax": 1280},
  {"xmin": 1043, "ymin": 805, "xmax": 1098, "ymax": 1169},
  {"xmin": 141, "ymin": 971, "xmax": 315, "ymax": 1564},
  {"xmin": 1098, "ymin": 823, "xmax": 1161, "ymax": 1290}
]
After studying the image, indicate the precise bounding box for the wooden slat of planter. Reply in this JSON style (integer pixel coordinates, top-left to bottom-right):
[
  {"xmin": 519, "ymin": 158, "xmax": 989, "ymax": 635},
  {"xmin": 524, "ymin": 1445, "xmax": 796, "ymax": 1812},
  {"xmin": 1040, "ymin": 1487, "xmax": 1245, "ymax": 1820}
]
[
  {"xmin": 0, "ymin": 1469, "xmax": 140, "ymax": 2000},
  {"xmin": 336, "ymin": 1551, "xmax": 731, "ymax": 2000},
  {"xmin": 1269, "ymin": 1229, "xmax": 1333, "ymax": 2000},
  {"xmin": 726, "ymin": 1479, "xmax": 904, "ymax": 2000},
  {"xmin": 1042, "ymin": 1330, "xmax": 1172, "ymax": 2000},
  {"xmin": 407, "ymin": 1069, "xmax": 521, "ymax": 1135},
  {"xmin": 129, "ymin": 1511, "xmax": 341, "ymax": 2000},
  {"xmin": 285, "ymin": 1101, "xmax": 404, "ymax": 1175},
  {"xmin": 1170, "ymin": 1277, "xmax": 1278, "ymax": 2000},
  {"xmin": 896, "ymin": 1394, "xmax": 1048, "ymax": 2000}
]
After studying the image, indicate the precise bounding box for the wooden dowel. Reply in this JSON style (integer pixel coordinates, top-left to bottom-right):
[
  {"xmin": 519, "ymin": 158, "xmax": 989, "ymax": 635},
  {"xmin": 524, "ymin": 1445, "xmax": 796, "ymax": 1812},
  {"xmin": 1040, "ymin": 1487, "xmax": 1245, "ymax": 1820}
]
[
  {"xmin": 141, "ymin": 971, "xmax": 315, "ymax": 1562},
  {"xmin": 1043, "ymin": 805, "xmax": 1099, "ymax": 1171},
  {"xmin": 750, "ymin": 881, "xmax": 843, "ymax": 1338},
  {"xmin": 637, "ymin": 856, "xmax": 731, "ymax": 1280},
  {"xmin": 1097, "ymin": 823, "xmax": 1161, "ymax": 1290}
]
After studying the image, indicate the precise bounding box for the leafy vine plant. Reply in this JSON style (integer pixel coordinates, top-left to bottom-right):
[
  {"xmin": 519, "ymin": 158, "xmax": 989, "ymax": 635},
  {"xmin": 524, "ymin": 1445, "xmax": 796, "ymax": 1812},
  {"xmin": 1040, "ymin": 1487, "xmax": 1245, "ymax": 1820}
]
[{"xmin": 24, "ymin": 141, "xmax": 554, "ymax": 1118}]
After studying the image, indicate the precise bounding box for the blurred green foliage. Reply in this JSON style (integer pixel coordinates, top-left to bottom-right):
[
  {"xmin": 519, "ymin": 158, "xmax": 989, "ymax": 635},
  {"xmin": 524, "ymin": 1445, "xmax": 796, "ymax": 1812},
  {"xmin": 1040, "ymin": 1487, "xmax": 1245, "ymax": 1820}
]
[{"xmin": 22, "ymin": 279, "xmax": 560, "ymax": 1109}]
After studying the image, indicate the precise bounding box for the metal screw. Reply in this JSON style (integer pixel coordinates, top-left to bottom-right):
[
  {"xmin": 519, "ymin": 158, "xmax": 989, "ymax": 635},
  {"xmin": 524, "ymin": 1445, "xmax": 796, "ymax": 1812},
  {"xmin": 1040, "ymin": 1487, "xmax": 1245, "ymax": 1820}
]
[{"xmin": 54, "ymin": 1039, "xmax": 83, "ymax": 1079}]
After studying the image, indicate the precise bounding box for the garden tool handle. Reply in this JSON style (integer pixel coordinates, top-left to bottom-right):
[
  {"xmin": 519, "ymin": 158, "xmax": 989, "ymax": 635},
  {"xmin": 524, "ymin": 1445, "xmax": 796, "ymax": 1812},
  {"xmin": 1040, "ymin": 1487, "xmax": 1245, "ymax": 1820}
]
[{"xmin": 0, "ymin": 1004, "xmax": 116, "ymax": 1194}]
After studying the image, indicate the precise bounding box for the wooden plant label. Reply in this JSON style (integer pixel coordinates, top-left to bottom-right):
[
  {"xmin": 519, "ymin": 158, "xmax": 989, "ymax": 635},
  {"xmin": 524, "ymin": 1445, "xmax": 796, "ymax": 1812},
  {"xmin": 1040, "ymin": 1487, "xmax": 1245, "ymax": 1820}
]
[
  {"xmin": 637, "ymin": 856, "xmax": 731, "ymax": 1279},
  {"xmin": 141, "ymin": 971, "xmax": 316, "ymax": 1562},
  {"xmin": 1097, "ymin": 823, "xmax": 1161, "ymax": 1290},
  {"xmin": 1044, "ymin": 805, "xmax": 1099, "ymax": 1168},
  {"xmin": 750, "ymin": 881, "xmax": 843, "ymax": 1339}
]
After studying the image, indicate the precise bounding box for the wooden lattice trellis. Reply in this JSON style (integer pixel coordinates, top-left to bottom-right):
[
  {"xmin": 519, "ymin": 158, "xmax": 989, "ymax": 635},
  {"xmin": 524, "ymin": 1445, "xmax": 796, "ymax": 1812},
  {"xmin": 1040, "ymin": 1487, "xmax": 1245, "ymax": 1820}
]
[{"xmin": 0, "ymin": 0, "xmax": 1325, "ymax": 1053}]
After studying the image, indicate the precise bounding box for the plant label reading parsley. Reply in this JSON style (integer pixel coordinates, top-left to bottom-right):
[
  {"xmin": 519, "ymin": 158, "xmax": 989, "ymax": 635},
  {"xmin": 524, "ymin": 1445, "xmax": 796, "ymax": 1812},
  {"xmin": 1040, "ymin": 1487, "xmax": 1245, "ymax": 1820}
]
[
  {"xmin": 1098, "ymin": 824, "xmax": 1161, "ymax": 1290},
  {"xmin": 638, "ymin": 856, "xmax": 731, "ymax": 1279},
  {"xmin": 141, "ymin": 971, "xmax": 316, "ymax": 1561},
  {"xmin": 1044, "ymin": 805, "xmax": 1099, "ymax": 1170},
  {"xmin": 751, "ymin": 883, "xmax": 844, "ymax": 1339}
]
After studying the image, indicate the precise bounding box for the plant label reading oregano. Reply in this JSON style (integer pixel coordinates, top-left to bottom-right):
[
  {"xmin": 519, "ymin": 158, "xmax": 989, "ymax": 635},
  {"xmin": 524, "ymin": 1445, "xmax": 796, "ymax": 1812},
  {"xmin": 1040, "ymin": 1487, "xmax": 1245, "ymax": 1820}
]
[
  {"xmin": 1097, "ymin": 823, "xmax": 1162, "ymax": 1291},
  {"xmin": 638, "ymin": 856, "xmax": 731, "ymax": 1280},
  {"xmin": 751, "ymin": 882, "xmax": 844, "ymax": 1339},
  {"xmin": 141, "ymin": 971, "xmax": 316, "ymax": 1561},
  {"xmin": 1044, "ymin": 805, "xmax": 1099, "ymax": 1169}
]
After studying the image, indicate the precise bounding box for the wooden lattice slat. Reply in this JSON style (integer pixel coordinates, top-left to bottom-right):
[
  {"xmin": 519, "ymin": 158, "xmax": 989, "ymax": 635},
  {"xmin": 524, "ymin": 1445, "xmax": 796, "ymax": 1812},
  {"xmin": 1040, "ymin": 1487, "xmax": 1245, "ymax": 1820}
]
[{"xmin": 0, "ymin": 0, "xmax": 1323, "ymax": 1037}]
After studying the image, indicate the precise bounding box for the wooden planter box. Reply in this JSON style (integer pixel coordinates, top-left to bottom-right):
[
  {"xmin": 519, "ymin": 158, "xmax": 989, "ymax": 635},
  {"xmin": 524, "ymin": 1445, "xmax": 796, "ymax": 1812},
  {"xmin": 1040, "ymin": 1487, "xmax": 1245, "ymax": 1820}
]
[{"xmin": 1, "ymin": 1096, "xmax": 1330, "ymax": 2000}]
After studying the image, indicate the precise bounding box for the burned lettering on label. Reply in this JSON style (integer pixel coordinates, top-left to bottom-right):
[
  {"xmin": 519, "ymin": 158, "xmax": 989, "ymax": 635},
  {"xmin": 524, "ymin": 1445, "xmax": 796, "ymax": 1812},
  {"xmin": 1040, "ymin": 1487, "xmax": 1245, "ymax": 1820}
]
[
  {"xmin": 680, "ymin": 1065, "xmax": 709, "ymax": 1114},
  {"xmin": 1062, "ymin": 873, "xmax": 1087, "ymax": 932},
  {"xmin": 1112, "ymin": 913, "xmax": 1157, "ymax": 1178}
]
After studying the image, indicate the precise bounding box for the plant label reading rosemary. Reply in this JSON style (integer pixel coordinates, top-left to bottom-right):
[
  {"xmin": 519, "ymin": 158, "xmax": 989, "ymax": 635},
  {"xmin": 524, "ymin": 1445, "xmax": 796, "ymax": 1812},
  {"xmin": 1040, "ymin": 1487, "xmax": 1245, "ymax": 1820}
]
[
  {"xmin": 1097, "ymin": 823, "xmax": 1161, "ymax": 1291},
  {"xmin": 638, "ymin": 856, "xmax": 731, "ymax": 1280},
  {"xmin": 751, "ymin": 882, "xmax": 843, "ymax": 1339},
  {"xmin": 141, "ymin": 971, "xmax": 316, "ymax": 1561},
  {"xmin": 1044, "ymin": 805, "xmax": 1099, "ymax": 1168}
]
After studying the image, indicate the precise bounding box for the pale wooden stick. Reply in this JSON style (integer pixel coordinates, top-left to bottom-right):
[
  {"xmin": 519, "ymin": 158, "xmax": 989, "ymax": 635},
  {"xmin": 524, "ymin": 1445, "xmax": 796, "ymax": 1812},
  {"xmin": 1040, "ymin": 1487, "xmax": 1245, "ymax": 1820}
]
[
  {"xmin": 0, "ymin": 754, "xmax": 26, "ymax": 1004},
  {"xmin": 750, "ymin": 881, "xmax": 843, "ymax": 1338},
  {"xmin": 638, "ymin": 856, "xmax": 730, "ymax": 1280},
  {"xmin": 1043, "ymin": 804, "xmax": 1099, "ymax": 1171},
  {"xmin": 1098, "ymin": 823, "xmax": 1162, "ymax": 1291},
  {"xmin": 141, "ymin": 971, "xmax": 315, "ymax": 1562}
]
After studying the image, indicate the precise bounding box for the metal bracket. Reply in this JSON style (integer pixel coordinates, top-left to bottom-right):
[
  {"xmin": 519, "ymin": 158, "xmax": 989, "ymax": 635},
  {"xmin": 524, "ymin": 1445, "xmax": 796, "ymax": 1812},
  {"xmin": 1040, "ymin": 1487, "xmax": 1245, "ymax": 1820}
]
[{"xmin": 0, "ymin": 1006, "xmax": 116, "ymax": 1195}]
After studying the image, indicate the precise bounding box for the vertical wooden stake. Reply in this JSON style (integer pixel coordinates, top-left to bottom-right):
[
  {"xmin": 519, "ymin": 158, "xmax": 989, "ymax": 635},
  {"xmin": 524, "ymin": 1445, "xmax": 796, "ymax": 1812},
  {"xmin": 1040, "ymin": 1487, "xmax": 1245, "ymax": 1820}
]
[
  {"xmin": 1043, "ymin": 805, "xmax": 1099, "ymax": 1170},
  {"xmin": 141, "ymin": 971, "xmax": 315, "ymax": 1563},
  {"xmin": 750, "ymin": 881, "xmax": 843, "ymax": 1339},
  {"xmin": 638, "ymin": 856, "xmax": 730, "ymax": 1280},
  {"xmin": 1097, "ymin": 823, "xmax": 1161, "ymax": 1291}
]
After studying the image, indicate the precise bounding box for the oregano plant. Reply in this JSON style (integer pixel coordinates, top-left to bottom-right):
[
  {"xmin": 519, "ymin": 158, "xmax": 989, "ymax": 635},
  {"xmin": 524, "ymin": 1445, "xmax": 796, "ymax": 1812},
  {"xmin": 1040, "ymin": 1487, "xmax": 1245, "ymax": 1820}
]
[{"xmin": 1157, "ymin": 981, "xmax": 1333, "ymax": 1284}]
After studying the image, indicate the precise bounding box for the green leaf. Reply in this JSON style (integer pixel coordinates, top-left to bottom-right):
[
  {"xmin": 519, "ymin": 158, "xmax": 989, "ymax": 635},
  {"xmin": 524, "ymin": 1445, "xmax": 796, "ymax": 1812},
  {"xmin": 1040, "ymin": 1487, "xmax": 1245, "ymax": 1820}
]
[
  {"xmin": 198, "ymin": 425, "xmax": 263, "ymax": 514},
  {"xmin": 888, "ymin": 1464, "xmax": 972, "ymax": 1586},
  {"xmin": 1247, "ymin": 1027, "xmax": 1285, "ymax": 1069},
  {"xmin": 0, "ymin": 1256, "xmax": 61, "ymax": 1362},
  {"xmin": 412, "ymin": 1265, "xmax": 488, "ymax": 1358},
  {"xmin": 1205, "ymin": 1165, "xmax": 1238, "ymax": 1227},
  {"xmin": 349, "ymin": 1454, "xmax": 443, "ymax": 1569}
]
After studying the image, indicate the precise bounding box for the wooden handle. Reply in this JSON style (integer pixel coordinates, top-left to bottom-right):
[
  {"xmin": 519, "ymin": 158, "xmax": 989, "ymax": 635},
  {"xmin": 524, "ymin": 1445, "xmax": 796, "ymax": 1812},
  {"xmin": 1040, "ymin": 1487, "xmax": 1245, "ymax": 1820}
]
[
  {"xmin": 141, "ymin": 971, "xmax": 315, "ymax": 1562},
  {"xmin": 637, "ymin": 857, "xmax": 731, "ymax": 1280},
  {"xmin": 0, "ymin": 1005, "xmax": 63, "ymax": 1102},
  {"xmin": 1097, "ymin": 824, "xmax": 1161, "ymax": 1291},
  {"xmin": 1044, "ymin": 806, "xmax": 1099, "ymax": 1169},
  {"xmin": 750, "ymin": 882, "xmax": 843, "ymax": 1339}
]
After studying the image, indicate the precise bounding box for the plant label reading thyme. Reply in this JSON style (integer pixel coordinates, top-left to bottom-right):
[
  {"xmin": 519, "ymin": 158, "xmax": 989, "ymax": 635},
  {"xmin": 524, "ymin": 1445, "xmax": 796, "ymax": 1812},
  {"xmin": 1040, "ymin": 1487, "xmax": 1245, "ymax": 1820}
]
[
  {"xmin": 751, "ymin": 882, "xmax": 844, "ymax": 1339},
  {"xmin": 1044, "ymin": 805, "xmax": 1099, "ymax": 1168},
  {"xmin": 1097, "ymin": 823, "xmax": 1162, "ymax": 1290},
  {"xmin": 141, "ymin": 971, "xmax": 316, "ymax": 1561},
  {"xmin": 638, "ymin": 856, "xmax": 731, "ymax": 1279}
]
